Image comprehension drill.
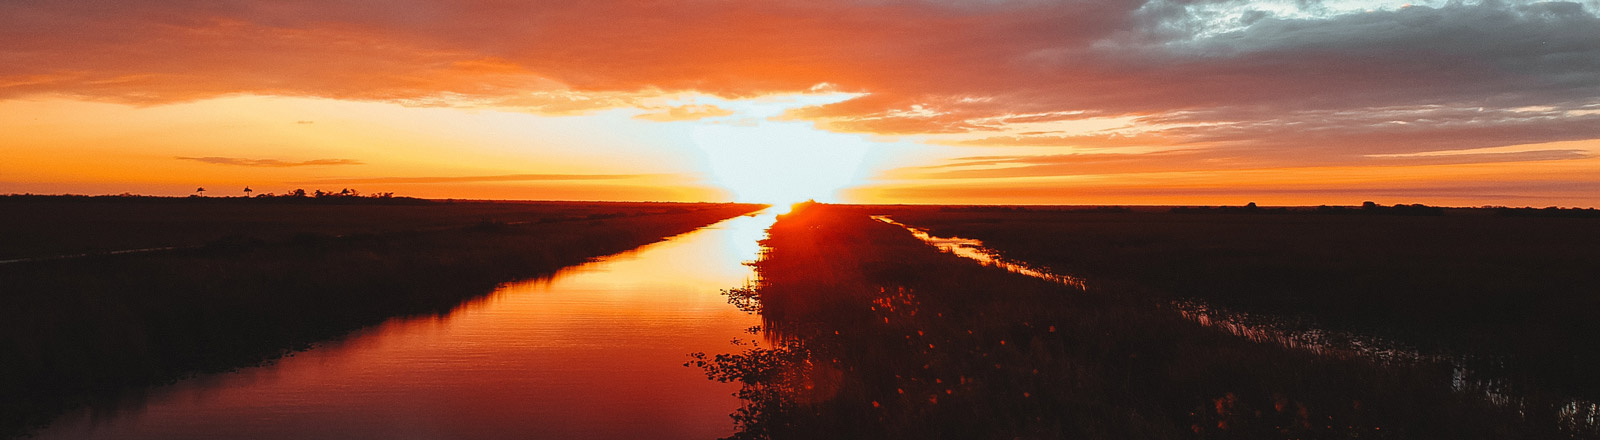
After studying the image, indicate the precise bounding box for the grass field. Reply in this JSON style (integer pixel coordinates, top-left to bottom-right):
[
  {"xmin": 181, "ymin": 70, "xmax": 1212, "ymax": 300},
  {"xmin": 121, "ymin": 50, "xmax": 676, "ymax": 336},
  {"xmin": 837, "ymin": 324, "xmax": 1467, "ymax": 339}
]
[
  {"xmin": 692, "ymin": 203, "xmax": 1589, "ymax": 439},
  {"xmin": 867, "ymin": 205, "xmax": 1600, "ymax": 403},
  {"xmin": 0, "ymin": 195, "xmax": 736, "ymax": 260},
  {"xmin": 0, "ymin": 197, "xmax": 763, "ymax": 438}
]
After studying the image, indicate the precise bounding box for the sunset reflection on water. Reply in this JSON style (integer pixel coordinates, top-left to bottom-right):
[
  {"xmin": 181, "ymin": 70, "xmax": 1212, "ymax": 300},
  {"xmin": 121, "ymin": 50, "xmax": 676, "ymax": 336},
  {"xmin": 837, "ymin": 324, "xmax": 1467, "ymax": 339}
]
[
  {"xmin": 871, "ymin": 215, "xmax": 1087, "ymax": 290},
  {"xmin": 35, "ymin": 212, "xmax": 777, "ymax": 440}
]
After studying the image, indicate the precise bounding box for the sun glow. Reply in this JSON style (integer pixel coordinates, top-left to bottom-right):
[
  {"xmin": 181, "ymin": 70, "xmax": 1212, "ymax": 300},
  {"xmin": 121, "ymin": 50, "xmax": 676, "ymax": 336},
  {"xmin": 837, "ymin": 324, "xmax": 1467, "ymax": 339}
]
[
  {"xmin": 693, "ymin": 121, "xmax": 871, "ymax": 206},
  {"xmin": 677, "ymin": 94, "xmax": 873, "ymax": 207}
]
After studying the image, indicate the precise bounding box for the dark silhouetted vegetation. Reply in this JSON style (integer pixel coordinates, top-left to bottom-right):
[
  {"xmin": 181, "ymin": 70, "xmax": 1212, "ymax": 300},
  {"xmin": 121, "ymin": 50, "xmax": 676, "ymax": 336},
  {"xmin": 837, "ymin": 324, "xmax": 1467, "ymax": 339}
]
[
  {"xmin": 1169, "ymin": 202, "xmax": 1447, "ymax": 216},
  {"xmin": 1494, "ymin": 206, "xmax": 1600, "ymax": 218},
  {"xmin": 0, "ymin": 195, "xmax": 731, "ymax": 261},
  {"xmin": 691, "ymin": 203, "xmax": 1584, "ymax": 439},
  {"xmin": 0, "ymin": 201, "xmax": 763, "ymax": 438},
  {"xmin": 940, "ymin": 205, "xmax": 1134, "ymax": 214},
  {"xmin": 3, "ymin": 190, "xmax": 426, "ymax": 204},
  {"xmin": 872, "ymin": 204, "xmax": 1600, "ymax": 407}
]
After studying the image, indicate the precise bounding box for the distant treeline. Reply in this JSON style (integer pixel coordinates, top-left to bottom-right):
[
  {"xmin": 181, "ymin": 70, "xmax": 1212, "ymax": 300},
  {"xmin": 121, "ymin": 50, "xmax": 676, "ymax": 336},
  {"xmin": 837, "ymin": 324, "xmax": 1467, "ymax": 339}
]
[
  {"xmin": 2, "ymin": 190, "xmax": 432, "ymax": 205},
  {"xmin": 938, "ymin": 206, "xmax": 1133, "ymax": 213},
  {"xmin": 935, "ymin": 203, "xmax": 1599, "ymax": 217},
  {"xmin": 1493, "ymin": 205, "xmax": 1600, "ymax": 218},
  {"xmin": 1172, "ymin": 201, "xmax": 1600, "ymax": 217},
  {"xmin": 1172, "ymin": 202, "xmax": 1444, "ymax": 216}
]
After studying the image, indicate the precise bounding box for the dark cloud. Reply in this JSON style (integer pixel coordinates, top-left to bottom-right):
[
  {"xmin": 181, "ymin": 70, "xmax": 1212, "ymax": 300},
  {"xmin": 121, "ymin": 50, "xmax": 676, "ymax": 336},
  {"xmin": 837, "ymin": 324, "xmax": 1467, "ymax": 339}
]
[
  {"xmin": 798, "ymin": 1, "xmax": 1600, "ymax": 151},
  {"xmin": 1137, "ymin": 2, "xmax": 1600, "ymax": 110},
  {"xmin": 176, "ymin": 157, "xmax": 363, "ymax": 167}
]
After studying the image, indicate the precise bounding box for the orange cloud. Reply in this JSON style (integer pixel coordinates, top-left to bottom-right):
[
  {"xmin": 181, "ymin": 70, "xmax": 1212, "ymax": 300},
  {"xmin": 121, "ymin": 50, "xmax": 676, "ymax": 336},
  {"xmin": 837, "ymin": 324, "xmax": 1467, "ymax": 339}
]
[
  {"xmin": 634, "ymin": 105, "xmax": 735, "ymax": 122},
  {"xmin": 300, "ymin": 174, "xmax": 654, "ymax": 185},
  {"xmin": 910, "ymin": 149, "xmax": 1593, "ymax": 180},
  {"xmin": 176, "ymin": 157, "xmax": 363, "ymax": 167},
  {"xmin": 950, "ymin": 132, "xmax": 1177, "ymax": 149},
  {"xmin": 849, "ymin": 157, "xmax": 1600, "ymax": 207},
  {"xmin": 4, "ymin": 1, "xmax": 1595, "ymax": 142}
]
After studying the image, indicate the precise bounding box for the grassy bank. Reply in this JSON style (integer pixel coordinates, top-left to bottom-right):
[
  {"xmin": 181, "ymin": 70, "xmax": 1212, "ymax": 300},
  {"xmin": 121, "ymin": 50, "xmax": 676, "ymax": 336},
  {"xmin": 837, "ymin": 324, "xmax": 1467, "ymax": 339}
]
[
  {"xmin": 870, "ymin": 206, "xmax": 1600, "ymax": 401},
  {"xmin": 0, "ymin": 201, "xmax": 763, "ymax": 438},
  {"xmin": 691, "ymin": 203, "xmax": 1584, "ymax": 439}
]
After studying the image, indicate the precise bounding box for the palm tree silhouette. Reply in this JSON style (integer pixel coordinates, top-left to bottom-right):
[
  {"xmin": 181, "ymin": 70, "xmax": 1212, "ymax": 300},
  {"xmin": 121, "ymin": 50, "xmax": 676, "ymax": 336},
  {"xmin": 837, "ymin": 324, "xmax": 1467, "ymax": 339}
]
[
  {"xmin": 244, "ymin": 187, "xmax": 253, "ymax": 197},
  {"xmin": 195, "ymin": 187, "xmax": 206, "ymax": 196}
]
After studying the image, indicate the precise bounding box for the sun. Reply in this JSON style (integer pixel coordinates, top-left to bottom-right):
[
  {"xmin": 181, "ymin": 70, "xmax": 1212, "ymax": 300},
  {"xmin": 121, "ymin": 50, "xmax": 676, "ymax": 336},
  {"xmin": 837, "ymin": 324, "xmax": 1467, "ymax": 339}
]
[{"xmin": 693, "ymin": 118, "xmax": 871, "ymax": 209}]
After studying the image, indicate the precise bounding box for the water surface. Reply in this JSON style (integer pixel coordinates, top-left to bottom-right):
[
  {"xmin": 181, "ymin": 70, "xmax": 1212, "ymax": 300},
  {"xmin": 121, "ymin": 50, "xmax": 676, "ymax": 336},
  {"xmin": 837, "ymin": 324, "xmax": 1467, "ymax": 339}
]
[{"xmin": 34, "ymin": 212, "xmax": 775, "ymax": 440}]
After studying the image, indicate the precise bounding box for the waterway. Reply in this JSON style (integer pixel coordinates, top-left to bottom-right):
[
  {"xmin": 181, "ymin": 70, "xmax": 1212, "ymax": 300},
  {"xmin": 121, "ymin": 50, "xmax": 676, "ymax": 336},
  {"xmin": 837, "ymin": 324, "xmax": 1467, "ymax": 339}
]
[{"xmin": 32, "ymin": 212, "xmax": 776, "ymax": 440}]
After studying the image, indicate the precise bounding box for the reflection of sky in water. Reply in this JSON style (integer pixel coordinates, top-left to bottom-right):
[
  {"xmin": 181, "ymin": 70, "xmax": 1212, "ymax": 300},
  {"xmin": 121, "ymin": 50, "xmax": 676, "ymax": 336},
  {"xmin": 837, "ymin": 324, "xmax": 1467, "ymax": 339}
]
[
  {"xmin": 35, "ymin": 212, "xmax": 778, "ymax": 440},
  {"xmin": 871, "ymin": 216, "xmax": 1086, "ymax": 290}
]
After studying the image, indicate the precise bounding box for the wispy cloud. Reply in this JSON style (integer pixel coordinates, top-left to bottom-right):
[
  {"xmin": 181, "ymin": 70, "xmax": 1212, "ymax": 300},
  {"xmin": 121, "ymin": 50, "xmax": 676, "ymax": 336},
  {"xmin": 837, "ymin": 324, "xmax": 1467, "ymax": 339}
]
[
  {"xmin": 301, "ymin": 173, "xmax": 653, "ymax": 184},
  {"xmin": 634, "ymin": 104, "xmax": 735, "ymax": 122},
  {"xmin": 7, "ymin": 1, "xmax": 1598, "ymax": 152},
  {"xmin": 910, "ymin": 149, "xmax": 1593, "ymax": 180},
  {"xmin": 177, "ymin": 157, "xmax": 363, "ymax": 167}
]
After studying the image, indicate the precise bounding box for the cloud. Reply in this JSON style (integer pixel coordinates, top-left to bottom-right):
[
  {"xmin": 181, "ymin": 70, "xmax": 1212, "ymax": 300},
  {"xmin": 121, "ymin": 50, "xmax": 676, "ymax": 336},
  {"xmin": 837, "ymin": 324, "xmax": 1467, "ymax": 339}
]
[
  {"xmin": 176, "ymin": 156, "xmax": 363, "ymax": 167},
  {"xmin": 301, "ymin": 173, "xmax": 652, "ymax": 184},
  {"xmin": 1144, "ymin": 107, "xmax": 1600, "ymax": 156},
  {"xmin": 912, "ymin": 147, "xmax": 1593, "ymax": 180},
  {"xmin": 3, "ymin": 0, "xmax": 1599, "ymax": 180},
  {"xmin": 952, "ymin": 132, "xmax": 1171, "ymax": 148},
  {"xmin": 633, "ymin": 104, "xmax": 735, "ymax": 122}
]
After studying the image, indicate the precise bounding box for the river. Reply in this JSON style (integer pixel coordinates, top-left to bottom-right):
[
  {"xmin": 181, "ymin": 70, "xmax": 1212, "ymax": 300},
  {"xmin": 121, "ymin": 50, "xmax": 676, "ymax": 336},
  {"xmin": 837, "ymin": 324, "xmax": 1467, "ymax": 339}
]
[{"xmin": 32, "ymin": 212, "xmax": 776, "ymax": 440}]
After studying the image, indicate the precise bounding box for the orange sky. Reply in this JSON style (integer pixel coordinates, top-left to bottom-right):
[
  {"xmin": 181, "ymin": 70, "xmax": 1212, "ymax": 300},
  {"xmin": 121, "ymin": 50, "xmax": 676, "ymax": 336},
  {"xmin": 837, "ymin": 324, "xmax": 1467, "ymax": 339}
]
[{"xmin": 2, "ymin": 0, "xmax": 1597, "ymax": 206}]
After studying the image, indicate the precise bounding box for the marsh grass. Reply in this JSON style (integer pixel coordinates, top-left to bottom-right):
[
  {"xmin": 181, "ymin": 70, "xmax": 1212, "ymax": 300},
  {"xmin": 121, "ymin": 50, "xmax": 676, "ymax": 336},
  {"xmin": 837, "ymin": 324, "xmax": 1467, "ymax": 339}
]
[
  {"xmin": 0, "ymin": 195, "xmax": 719, "ymax": 261},
  {"xmin": 874, "ymin": 206, "xmax": 1600, "ymax": 403},
  {"xmin": 693, "ymin": 203, "xmax": 1577, "ymax": 439}
]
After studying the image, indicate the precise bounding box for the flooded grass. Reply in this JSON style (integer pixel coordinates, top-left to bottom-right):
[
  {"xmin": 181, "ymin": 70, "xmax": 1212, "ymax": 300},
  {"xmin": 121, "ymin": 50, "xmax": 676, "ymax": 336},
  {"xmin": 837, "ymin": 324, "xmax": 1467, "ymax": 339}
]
[
  {"xmin": 692, "ymin": 203, "xmax": 1587, "ymax": 439},
  {"xmin": 872, "ymin": 205, "xmax": 1600, "ymax": 405},
  {"xmin": 0, "ymin": 200, "xmax": 763, "ymax": 438}
]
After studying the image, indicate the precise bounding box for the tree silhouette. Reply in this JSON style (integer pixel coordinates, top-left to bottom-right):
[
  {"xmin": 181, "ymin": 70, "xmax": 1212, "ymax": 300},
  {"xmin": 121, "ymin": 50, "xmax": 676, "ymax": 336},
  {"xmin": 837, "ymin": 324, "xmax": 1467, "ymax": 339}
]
[
  {"xmin": 195, "ymin": 187, "xmax": 206, "ymax": 196},
  {"xmin": 243, "ymin": 187, "xmax": 253, "ymax": 197}
]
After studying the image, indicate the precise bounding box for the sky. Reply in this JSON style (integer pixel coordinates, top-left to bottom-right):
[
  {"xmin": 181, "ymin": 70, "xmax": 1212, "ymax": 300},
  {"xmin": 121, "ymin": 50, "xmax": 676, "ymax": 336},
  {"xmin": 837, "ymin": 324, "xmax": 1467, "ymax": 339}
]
[{"xmin": 2, "ymin": 0, "xmax": 1598, "ymax": 206}]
